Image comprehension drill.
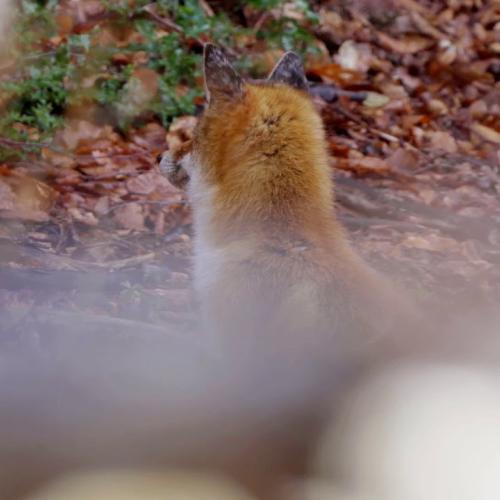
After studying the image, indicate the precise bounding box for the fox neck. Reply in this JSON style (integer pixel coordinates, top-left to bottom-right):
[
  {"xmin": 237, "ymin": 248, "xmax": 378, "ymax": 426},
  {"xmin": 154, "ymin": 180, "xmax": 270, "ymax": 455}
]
[{"xmin": 190, "ymin": 160, "xmax": 339, "ymax": 250}]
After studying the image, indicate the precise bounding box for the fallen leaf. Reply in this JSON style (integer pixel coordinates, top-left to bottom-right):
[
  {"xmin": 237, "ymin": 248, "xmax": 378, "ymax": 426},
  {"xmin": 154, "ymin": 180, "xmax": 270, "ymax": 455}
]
[
  {"xmin": 41, "ymin": 147, "xmax": 76, "ymax": 169},
  {"xmin": 308, "ymin": 63, "xmax": 365, "ymax": 86},
  {"xmin": 113, "ymin": 202, "xmax": 145, "ymax": 231},
  {"xmin": 470, "ymin": 122, "xmax": 500, "ymax": 144},
  {"xmin": 402, "ymin": 234, "xmax": 459, "ymax": 253},
  {"xmin": 83, "ymin": 0, "xmax": 105, "ymax": 18},
  {"xmin": 428, "ymin": 131, "xmax": 457, "ymax": 153},
  {"xmin": 127, "ymin": 172, "xmax": 159, "ymax": 195},
  {"xmin": 55, "ymin": 120, "xmax": 112, "ymax": 151},
  {"xmin": 426, "ymin": 99, "xmax": 448, "ymax": 115},
  {"xmin": 377, "ymin": 32, "xmax": 435, "ymax": 54},
  {"xmin": 54, "ymin": 11, "xmax": 74, "ymax": 36},
  {"xmin": 469, "ymin": 100, "xmax": 488, "ymax": 118},
  {"xmin": 386, "ymin": 148, "xmax": 420, "ymax": 172},
  {"xmin": 363, "ymin": 91, "xmax": 390, "ymax": 108},
  {"xmin": 68, "ymin": 207, "xmax": 98, "ymax": 226},
  {"xmin": 166, "ymin": 115, "xmax": 197, "ymax": 151},
  {"xmin": 336, "ymin": 155, "xmax": 390, "ymax": 174},
  {"xmin": 2, "ymin": 172, "xmax": 56, "ymax": 216}
]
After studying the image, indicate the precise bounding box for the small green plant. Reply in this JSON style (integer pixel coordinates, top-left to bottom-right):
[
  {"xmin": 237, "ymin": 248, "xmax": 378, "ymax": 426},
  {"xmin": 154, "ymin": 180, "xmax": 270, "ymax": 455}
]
[
  {"xmin": 251, "ymin": 0, "xmax": 320, "ymax": 55},
  {"xmin": 2, "ymin": 53, "xmax": 68, "ymax": 132}
]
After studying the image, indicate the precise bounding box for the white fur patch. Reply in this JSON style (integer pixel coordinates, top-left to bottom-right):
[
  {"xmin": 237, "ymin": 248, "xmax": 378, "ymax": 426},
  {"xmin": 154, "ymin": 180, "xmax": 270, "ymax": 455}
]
[{"xmin": 188, "ymin": 164, "xmax": 223, "ymax": 296}]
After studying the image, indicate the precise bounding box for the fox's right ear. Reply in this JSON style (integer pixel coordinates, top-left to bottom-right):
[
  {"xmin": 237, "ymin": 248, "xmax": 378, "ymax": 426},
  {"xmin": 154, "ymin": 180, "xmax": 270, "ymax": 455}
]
[
  {"xmin": 203, "ymin": 44, "xmax": 244, "ymax": 103},
  {"xmin": 268, "ymin": 52, "xmax": 308, "ymax": 90}
]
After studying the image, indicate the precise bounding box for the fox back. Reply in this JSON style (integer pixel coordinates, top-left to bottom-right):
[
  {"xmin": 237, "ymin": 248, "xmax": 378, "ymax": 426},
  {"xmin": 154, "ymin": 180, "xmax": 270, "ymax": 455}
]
[{"xmin": 162, "ymin": 45, "xmax": 411, "ymax": 368}]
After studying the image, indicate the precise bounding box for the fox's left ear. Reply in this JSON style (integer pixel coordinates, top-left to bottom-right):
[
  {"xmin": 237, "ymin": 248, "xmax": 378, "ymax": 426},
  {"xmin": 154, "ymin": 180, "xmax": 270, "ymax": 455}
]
[
  {"xmin": 203, "ymin": 43, "xmax": 244, "ymax": 103},
  {"xmin": 268, "ymin": 52, "xmax": 308, "ymax": 91}
]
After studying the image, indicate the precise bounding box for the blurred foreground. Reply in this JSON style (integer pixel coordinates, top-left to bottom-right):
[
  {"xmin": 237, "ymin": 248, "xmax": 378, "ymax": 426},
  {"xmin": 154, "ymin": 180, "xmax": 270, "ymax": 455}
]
[{"xmin": 2, "ymin": 303, "xmax": 500, "ymax": 500}]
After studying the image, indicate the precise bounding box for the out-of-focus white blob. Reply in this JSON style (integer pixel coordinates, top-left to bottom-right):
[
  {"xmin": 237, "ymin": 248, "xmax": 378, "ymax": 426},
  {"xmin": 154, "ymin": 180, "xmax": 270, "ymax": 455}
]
[
  {"xmin": 23, "ymin": 469, "xmax": 257, "ymax": 500},
  {"xmin": 314, "ymin": 363, "xmax": 500, "ymax": 500}
]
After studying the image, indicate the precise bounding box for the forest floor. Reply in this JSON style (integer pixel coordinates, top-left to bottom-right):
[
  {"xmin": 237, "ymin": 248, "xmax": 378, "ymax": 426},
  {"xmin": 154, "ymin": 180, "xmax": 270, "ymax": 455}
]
[{"xmin": 1, "ymin": 0, "xmax": 499, "ymax": 339}]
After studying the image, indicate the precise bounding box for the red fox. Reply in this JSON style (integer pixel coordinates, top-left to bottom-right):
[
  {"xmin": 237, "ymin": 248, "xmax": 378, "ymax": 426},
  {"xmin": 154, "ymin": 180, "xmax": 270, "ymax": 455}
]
[{"xmin": 160, "ymin": 45, "xmax": 413, "ymax": 368}]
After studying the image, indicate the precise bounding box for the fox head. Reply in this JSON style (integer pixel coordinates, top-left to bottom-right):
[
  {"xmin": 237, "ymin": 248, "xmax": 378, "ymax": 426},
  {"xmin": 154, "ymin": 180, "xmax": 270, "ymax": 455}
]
[{"xmin": 161, "ymin": 44, "xmax": 335, "ymax": 239}]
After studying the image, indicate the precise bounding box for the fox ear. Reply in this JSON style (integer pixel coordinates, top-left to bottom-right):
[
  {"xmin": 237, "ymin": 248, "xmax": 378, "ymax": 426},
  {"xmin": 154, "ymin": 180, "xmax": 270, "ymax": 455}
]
[
  {"xmin": 268, "ymin": 52, "xmax": 308, "ymax": 91},
  {"xmin": 203, "ymin": 44, "xmax": 244, "ymax": 103}
]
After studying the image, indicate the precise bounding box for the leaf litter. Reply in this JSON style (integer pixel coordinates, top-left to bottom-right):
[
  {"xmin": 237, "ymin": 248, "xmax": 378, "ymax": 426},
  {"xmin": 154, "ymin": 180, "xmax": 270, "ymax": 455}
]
[{"xmin": 1, "ymin": 0, "xmax": 500, "ymax": 336}]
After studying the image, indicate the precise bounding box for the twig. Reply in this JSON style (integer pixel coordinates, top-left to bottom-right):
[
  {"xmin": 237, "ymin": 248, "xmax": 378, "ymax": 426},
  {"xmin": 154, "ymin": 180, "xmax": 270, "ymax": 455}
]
[
  {"xmin": 142, "ymin": 3, "xmax": 205, "ymax": 48},
  {"xmin": 198, "ymin": 0, "xmax": 214, "ymax": 17},
  {"xmin": 143, "ymin": 4, "xmax": 185, "ymax": 35},
  {"xmin": 253, "ymin": 12, "xmax": 271, "ymax": 33},
  {"xmin": 333, "ymin": 105, "xmax": 419, "ymax": 151},
  {"xmin": 410, "ymin": 11, "xmax": 445, "ymax": 40}
]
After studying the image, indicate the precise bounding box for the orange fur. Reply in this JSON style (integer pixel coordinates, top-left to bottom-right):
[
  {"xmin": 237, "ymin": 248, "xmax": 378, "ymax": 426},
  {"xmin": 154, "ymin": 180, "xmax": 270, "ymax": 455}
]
[{"xmin": 165, "ymin": 50, "xmax": 413, "ymax": 368}]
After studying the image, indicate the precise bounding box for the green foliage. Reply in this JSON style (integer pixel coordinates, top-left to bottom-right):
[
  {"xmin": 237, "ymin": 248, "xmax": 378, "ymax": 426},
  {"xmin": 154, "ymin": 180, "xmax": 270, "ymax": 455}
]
[
  {"xmin": 94, "ymin": 65, "xmax": 134, "ymax": 106},
  {"xmin": 2, "ymin": 53, "xmax": 68, "ymax": 132},
  {"xmin": 0, "ymin": 0, "xmax": 321, "ymax": 147},
  {"xmin": 167, "ymin": 0, "xmax": 241, "ymax": 45},
  {"xmin": 253, "ymin": 0, "xmax": 320, "ymax": 55}
]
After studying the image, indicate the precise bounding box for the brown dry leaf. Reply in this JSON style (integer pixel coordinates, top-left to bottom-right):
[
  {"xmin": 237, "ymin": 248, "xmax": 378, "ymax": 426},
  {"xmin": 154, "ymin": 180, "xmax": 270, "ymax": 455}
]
[
  {"xmin": 437, "ymin": 42, "xmax": 458, "ymax": 65},
  {"xmin": 126, "ymin": 172, "xmax": 159, "ymax": 195},
  {"xmin": 41, "ymin": 147, "xmax": 76, "ymax": 169},
  {"xmin": 2, "ymin": 173, "xmax": 56, "ymax": 217},
  {"xmin": 386, "ymin": 148, "xmax": 420, "ymax": 172},
  {"xmin": 410, "ymin": 11, "xmax": 445, "ymax": 40},
  {"xmin": 308, "ymin": 63, "xmax": 365, "ymax": 86},
  {"xmin": 132, "ymin": 122, "xmax": 167, "ymax": 152},
  {"xmin": 56, "ymin": 120, "xmax": 112, "ymax": 151},
  {"xmin": 134, "ymin": 67, "xmax": 161, "ymax": 96},
  {"xmin": 82, "ymin": 0, "xmax": 105, "ymax": 18},
  {"xmin": 426, "ymin": 99, "xmax": 448, "ymax": 115},
  {"xmin": 470, "ymin": 122, "xmax": 500, "ymax": 144},
  {"xmin": 113, "ymin": 202, "xmax": 145, "ymax": 231},
  {"xmin": 469, "ymin": 100, "xmax": 488, "ymax": 118},
  {"xmin": 377, "ymin": 32, "xmax": 435, "ymax": 54},
  {"xmin": 54, "ymin": 11, "xmax": 74, "ymax": 36},
  {"xmin": 428, "ymin": 131, "xmax": 458, "ymax": 153},
  {"xmin": 166, "ymin": 115, "xmax": 197, "ymax": 151},
  {"xmin": 68, "ymin": 207, "xmax": 98, "ymax": 226},
  {"xmin": 336, "ymin": 155, "xmax": 390, "ymax": 174},
  {"xmin": 401, "ymin": 234, "xmax": 460, "ymax": 253}
]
